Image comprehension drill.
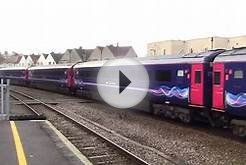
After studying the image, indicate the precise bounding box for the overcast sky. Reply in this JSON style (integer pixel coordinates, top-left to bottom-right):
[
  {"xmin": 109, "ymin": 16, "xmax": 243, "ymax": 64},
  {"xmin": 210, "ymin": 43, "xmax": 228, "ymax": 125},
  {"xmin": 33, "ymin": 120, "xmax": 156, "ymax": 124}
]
[{"xmin": 0, "ymin": 0, "xmax": 245, "ymax": 56}]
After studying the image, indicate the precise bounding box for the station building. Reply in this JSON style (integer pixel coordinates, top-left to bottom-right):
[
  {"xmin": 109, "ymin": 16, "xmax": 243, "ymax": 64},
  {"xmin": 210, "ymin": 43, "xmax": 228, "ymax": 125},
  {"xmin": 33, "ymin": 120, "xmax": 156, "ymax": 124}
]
[{"xmin": 147, "ymin": 35, "xmax": 246, "ymax": 56}]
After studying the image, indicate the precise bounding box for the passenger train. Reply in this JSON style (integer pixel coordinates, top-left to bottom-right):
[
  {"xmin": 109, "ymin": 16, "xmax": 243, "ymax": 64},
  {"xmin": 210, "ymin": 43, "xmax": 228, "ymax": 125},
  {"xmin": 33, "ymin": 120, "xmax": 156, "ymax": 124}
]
[{"xmin": 1, "ymin": 47, "xmax": 246, "ymax": 137}]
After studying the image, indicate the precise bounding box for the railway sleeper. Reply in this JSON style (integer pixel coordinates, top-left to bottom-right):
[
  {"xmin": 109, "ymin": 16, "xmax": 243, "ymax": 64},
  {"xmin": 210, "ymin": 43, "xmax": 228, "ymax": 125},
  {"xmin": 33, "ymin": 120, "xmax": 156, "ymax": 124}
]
[
  {"xmin": 89, "ymin": 153, "xmax": 118, "ymax": 160},
  {"xmin": 91, "ymin": 156, "xmax": 128, "ymax": 165},
  {"xmin": 84, "ymin": 148, "xmax": 117, "ymax": 156},
  {"xmin": 94, "ymin": 158, "xmax": 129, "ymax": 165}
]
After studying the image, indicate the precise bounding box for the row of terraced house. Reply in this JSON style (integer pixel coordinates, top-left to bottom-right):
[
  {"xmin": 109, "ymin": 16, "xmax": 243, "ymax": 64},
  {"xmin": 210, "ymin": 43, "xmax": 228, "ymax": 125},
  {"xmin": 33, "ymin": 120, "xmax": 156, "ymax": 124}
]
[{"xmin": 0, "ymin": 45, "xmax": 137, "ymax": 67}]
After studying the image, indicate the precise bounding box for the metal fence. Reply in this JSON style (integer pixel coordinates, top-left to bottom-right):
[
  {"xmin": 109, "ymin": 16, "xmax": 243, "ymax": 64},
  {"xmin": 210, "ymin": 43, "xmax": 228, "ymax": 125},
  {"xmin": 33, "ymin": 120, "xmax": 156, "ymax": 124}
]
[{"xmin": 0, "ymin": 79, "xmax": 10, "ymax": 120}]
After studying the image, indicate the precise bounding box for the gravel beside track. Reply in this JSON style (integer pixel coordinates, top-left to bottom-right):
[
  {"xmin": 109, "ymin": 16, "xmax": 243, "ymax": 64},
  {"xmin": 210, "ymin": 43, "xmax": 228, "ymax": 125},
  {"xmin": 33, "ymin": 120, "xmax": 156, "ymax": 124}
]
[{"xmin": 12, "ymin": 86, "xmax": 246, "ymax": 165}]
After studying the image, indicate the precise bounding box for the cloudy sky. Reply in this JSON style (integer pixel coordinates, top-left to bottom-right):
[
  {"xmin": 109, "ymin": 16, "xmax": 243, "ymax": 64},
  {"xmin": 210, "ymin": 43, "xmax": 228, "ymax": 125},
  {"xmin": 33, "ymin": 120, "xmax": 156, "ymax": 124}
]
[{"xmin": 0, "ymin": 0, "xmax": 245, "ymax": 56}]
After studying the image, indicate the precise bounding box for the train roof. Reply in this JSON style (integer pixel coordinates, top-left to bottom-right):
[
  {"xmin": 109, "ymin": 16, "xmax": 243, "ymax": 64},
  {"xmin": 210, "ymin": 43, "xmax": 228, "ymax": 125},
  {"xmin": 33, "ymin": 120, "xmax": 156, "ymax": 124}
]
[
  {"xmin": 214, "ymin": 47, "xmax": 246, "ymax": 62},
  {"xmin": 0, "ymin": 66, "xmax": 27, "ymax": 70},
  {"xmin": 74, "ymin": 50, "xmax": 224, "ymax": 68},
  {"xmin": 28, "ymin": 64, "xmax": 72, "ymax": 70}
]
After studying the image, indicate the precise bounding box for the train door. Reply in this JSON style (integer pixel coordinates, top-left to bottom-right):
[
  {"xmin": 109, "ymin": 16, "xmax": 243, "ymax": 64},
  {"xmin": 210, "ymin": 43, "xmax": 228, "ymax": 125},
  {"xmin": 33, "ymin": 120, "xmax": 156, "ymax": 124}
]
[
  {"xmin": 66, "ymin": 68, "xmax": 74, "ymax": 88},
  {"xmin": 212, "ymin": 63, "xmax": 225, "ymax": 110},
  {"xmin": 190, "ymin": 63, "xmax": 204, "ymax": 105},
  {"xmin": 24, "ymin": 69, "xmax": 29, "ymax": 80}
]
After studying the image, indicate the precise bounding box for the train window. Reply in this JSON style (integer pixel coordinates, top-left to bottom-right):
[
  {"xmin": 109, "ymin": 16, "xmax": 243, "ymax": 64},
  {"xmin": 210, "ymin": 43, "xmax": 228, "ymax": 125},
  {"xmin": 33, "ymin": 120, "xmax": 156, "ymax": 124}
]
[
  {"xmin": 195, "ymin": 71, "xmax": 201, "ymax": 83},
  {"xmin": 155, "ymin": 70, "xmax": 171, "ymax": 82},
  {"xmin": 89, "ymin": 71, "xmax": 98, "ymax": 78},
  {"xmin": 234, "ymin": 70, "xmax": 243, "ymax": 79},
  {"xmin": 214, "ymin": 72, "xmax": 221, "ymax": 85},
  {"xmin": 177, "ymin": 70, "xmax": 184, "ymax": 77}
]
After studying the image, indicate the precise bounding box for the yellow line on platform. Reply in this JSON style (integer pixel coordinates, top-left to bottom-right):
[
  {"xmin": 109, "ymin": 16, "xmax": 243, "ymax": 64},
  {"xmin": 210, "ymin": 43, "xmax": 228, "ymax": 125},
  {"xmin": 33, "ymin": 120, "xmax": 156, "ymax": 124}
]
[{"xmin": 10, "ymin": 121, "xmax": 27, "ymax": 165}]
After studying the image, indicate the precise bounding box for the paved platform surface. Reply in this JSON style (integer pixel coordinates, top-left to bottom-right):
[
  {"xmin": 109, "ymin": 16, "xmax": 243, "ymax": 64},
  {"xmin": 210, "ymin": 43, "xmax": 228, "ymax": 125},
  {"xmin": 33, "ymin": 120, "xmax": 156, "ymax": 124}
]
[{"xmin": 0, "ymin": 120, "xmax": 74, "ymax": 165}]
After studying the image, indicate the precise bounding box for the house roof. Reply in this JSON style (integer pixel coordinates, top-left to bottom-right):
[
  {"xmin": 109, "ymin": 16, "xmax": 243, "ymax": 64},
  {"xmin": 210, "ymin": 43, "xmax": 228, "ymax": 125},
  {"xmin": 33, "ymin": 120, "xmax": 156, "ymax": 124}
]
[
  {"xmin": 16, "ymin": 56, "xmax": 22, "ymax": 64},
  {"xmin": 5, "ymin": 55, "xmax": 21, "ymax": 64},
  {"xmin": 24, "ymin": 55, "xmax": 28, "ymax": 59},
  {"xmin": 84, "ymin": 49, "xmax": 93, "ymax": 60},
  {"xmin": 97, "ymin": 46, "xmax": 104, "ymax": 51},
  {"xmin": 0, "ymin": 55, "xmax": 5, "ymax": 64},
  {"xmin": 73, "ymin": 48, "xmax": 93, "ymax": 61},
  {"xmin": 30, "ymin": 55, "xmax": 40, "ymax": 64},
  {"xmin": 65, "ymin": 49, "xmax": 72, "ymax": 53},
  {"xmin": 107, "ymin": 45, "xmax": 134, "ymax": 57},
  {"xmin": 50, "ymin": 52, "xmax": 63, "ymax": 63},
  {"xmin": 42, "ymin": 54, "xmax": 49, "ymax": 59}
]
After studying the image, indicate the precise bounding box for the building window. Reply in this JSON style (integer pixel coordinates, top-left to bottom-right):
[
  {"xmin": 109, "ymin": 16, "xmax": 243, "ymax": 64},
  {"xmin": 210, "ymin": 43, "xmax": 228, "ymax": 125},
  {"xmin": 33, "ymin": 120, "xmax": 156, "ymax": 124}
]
[
  {"xmin": 195, "ymin": 71, "xmax": 202, "ymax": 83},
  {"xmin": 150, "ymin": 49, "xmax": 156, "ymax": 56},
  {"xmin": 190, "ymin": 48, "xmax": 193, "ymax": 53},
  {"xmin": 155, "ymin": 70, "xmax": 171, "ymax": 82},
  {"xmin": 234, "ymin": 70, "xmax": 243, "ymax": 79},
  {"xmin": 214, "ymin": 72, "xmax": 221, "ymax": 85},
  {"xmin": 49, "ymin": 62, "xmax": 51, "ymax": 65}
]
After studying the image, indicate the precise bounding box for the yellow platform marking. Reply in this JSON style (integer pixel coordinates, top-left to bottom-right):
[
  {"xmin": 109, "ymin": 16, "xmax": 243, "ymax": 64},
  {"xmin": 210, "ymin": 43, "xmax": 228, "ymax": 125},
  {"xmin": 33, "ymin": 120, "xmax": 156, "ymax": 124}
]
[{"xmin": 10, "ymin": 121, "xmax": 27, "ymax": 165}]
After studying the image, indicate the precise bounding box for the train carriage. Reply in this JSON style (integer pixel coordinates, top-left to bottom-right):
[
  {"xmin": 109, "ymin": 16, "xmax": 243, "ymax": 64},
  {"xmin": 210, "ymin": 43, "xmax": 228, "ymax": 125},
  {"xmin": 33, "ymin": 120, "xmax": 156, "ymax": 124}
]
[
  {"xmin": 0, "ymin": 67, "xmax": 28, "ymax": 85},
  {"xmin": 141, "ymin": 50, "xmax": 223, "ymax": 120},
  {"xmin": 1, "ymin": 48, "xmax": 246, "ymax": 136},
  {"xmin": 212, "ymin": 47, "xmax": 246, "ymax": 136},
  {"xmin": 28, "ymin": 64, "xmax": 73, "ymax": 93},
  {"xmin": 212, "ymin": 48, "xmax": 246, "ymax": 118},
  {"xmin": 72, "ymin": 50, "xmax": 224, "ymax": 122},
  {"xmin": 73, "ymin": 61, "xmax": 103, "ymax": 98}
]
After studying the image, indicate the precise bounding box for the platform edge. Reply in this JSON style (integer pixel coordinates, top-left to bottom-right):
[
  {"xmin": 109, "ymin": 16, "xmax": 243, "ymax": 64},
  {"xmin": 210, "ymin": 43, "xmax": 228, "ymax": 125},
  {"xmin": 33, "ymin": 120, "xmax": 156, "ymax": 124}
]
[{"xmin": 44, "ymin": 120, "xmax": 93, "ymax": 165}]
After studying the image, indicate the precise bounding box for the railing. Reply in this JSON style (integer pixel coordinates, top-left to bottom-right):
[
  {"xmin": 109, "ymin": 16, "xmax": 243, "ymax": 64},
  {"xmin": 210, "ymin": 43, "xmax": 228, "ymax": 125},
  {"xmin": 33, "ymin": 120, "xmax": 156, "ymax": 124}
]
[{"xmin": 0, "ymin": 79, "xmax": 10, "ymax": 120}]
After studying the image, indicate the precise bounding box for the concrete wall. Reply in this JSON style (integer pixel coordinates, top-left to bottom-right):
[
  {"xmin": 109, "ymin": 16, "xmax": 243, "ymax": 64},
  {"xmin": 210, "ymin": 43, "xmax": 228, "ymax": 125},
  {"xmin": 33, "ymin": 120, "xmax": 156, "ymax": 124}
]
[
  {"xmin": 147, "ymin": 41, "xmax": 171, "ymax": 56},
  {"xmin": 229, "ymin": 35, "xmax": 246, "ymax": 48},
  {"xmin": 213, "ymin": 37, "xmax": 230, "ymax": 50},
  {"xmin": 147, "ymin": 40, "xmax": 185, "ymax": 56},
  {"xmin": 171, "ymin": 40, "xmax": 186, "ymax": 54},
  {"xmin": 147, "ymin": 35, "xmax": 246, "ymax": 56}
]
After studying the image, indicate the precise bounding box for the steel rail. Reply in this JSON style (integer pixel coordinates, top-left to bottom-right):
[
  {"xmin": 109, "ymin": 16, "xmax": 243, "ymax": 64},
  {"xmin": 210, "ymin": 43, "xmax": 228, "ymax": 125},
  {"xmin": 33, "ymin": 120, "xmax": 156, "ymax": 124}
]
[
  {"xmin": 10, "ymin": 89, "xmax": 153, "ymax": 165},
  {"xmin": 10, "ymin": 94, "xmax": 41, "ymax": 116}
]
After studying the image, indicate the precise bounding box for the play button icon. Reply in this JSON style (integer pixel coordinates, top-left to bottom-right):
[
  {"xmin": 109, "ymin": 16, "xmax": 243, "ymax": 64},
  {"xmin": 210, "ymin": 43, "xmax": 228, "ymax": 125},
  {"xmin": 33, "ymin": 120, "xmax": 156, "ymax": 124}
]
[
  {"xmin": 97, "ymin": 58, "xmax": 149, "ymax": 109},
  {"xmin": 119, "ymin": 71, "xmax": 131, "ymax": 94}
]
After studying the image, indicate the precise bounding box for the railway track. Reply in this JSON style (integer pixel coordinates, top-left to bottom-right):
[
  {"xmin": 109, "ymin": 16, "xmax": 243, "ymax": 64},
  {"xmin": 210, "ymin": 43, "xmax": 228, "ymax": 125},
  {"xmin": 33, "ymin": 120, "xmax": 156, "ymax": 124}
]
[
  {"xmin": 10, "ymin": 89, "xmax": 181, "ymax": 165},
  {"xmin": 9, "ymin": 92, "xmax": 46, "ymax": 120}
]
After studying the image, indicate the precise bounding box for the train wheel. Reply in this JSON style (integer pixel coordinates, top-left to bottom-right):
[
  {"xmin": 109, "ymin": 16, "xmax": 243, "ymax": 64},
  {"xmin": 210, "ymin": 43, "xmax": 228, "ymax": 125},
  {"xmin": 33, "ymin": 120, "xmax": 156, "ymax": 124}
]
[
  {"xmin": 178, "ymin": 113, "xmax": 191, "ymax": 123},
  {"xmin": 232, "ymin": 125, "xmax": 246, "ymax": 137}
]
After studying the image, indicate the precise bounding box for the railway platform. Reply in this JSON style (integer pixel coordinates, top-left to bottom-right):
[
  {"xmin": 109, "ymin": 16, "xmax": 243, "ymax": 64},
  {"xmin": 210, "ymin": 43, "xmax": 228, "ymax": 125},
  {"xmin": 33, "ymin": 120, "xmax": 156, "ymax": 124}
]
[{"xmin": 0, "ymin": 120, "xmax": 91, "ymax": 165}]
